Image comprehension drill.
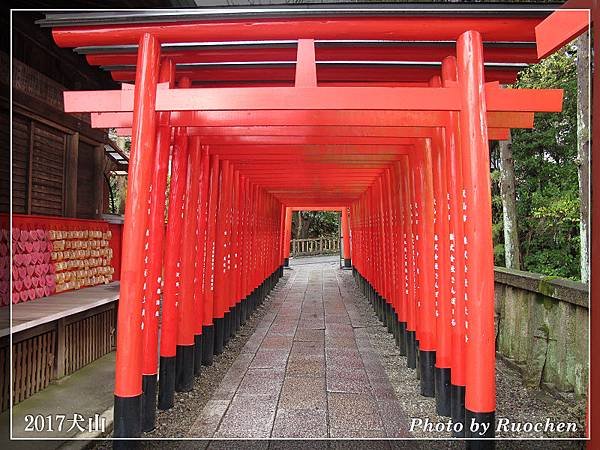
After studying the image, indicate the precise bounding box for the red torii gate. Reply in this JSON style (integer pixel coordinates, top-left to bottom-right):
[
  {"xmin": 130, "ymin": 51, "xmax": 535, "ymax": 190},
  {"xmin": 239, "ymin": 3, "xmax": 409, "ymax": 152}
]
[{"xmin": 38, "ymin": 6, "xmax": 590, "ymax": 446}]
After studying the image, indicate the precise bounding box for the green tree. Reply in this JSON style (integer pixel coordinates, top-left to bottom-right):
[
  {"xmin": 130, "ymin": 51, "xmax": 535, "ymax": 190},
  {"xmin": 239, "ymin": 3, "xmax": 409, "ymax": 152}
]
[{"xmin": 492, "ymin": 45, "xmax": 582, "ymax": 279}]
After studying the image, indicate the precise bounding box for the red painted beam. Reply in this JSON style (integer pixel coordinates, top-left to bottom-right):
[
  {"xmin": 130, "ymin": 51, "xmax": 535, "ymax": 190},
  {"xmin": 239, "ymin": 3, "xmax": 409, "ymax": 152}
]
[
  {"xmin": 64, "ymin": 85, "xmax": 562, "ymax": 113},
  {"xmin": 115, "ymin": 126, "xmax": 510, "ymax": 141},
  {"xmin": 91, "ymin": 110, "xmax": 533, "ymax": 129},
  {"xmin": 109, "ymin": 66, "xmax": 520, "ymax": 84},
  {"xmin": 51, "ymin": 17, "xmax": 543, "ymax": 47},
  {"xmin": 86, "ymin": 45, "xmax": 539, "ymax": 66},
  {"xmin": 535, "ymin": 9, "xmax": 590, "ymax": 58}
]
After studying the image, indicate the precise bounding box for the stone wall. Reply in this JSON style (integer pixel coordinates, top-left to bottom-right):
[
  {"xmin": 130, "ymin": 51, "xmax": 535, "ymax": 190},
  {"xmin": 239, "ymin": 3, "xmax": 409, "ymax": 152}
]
[{"xmin": 494, "ymin": 267, "xmax": 588, "ymax": 397}]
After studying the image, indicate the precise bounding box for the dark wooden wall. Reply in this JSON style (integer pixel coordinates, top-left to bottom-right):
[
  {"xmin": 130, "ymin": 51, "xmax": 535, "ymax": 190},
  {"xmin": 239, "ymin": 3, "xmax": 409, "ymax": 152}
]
[{"xmin": 7, "ymin": 12, "xmax": 120, "ymax": 218}]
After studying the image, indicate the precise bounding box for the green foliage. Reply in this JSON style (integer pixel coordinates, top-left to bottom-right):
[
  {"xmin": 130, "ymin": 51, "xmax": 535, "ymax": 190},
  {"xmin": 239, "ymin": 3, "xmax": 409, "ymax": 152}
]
[
  {"xmin": 491, "ymin": 45, "xmax": 582, "ymax": 280},
  {"xmin": 292, "ymin": 211, "xmax": 339, "ymax": 238}
]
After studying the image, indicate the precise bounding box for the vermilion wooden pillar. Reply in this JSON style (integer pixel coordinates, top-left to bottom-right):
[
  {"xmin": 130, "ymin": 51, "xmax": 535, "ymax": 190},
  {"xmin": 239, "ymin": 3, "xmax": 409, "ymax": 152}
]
[
  {"xmin": 283, "ymin": 207, "xmax": 292, "ymax": 266},
  {"xmin": 430, "ymin": 74, "xmax": 453, "ymax": 417},
  {"xmin": 458, "ymin": 30, "xmax": 496, "ymax": 443},
  {"xmin": 402, "ymin": 154, "xmax": 418, "ymax": 370},
  {"xmin": 213, "ymin": 159, "xmax": 230, "ymax": 354},
  {"xmin": 278, "ymin": 204, "xmax": 286, "ymax": 267},
  {"xmin": 442, "ymin": 54, "xmax": 468, "ymax": 437},
  {"xmin": 176, "ymin": 136, "xmax": 203, "ymax": 392},
  {"xmin": 341, "ymin": 207, "xmax": 351, "ymax": 267},
  {"xmin": 113, "ymin": 32, "xmax": 160, "ymax": 440},
  {"xmin": 201, "ymin": 154, "xmax": 220, "ymax": 366},
  {"xmin": 391, "ymin": 162, "xmax": 408, "ymax": 355},
  {"xmin": 140, "ymin": 57, "xmax": 175, "ymax": 433},
  {"xmin": 192, "ymin": 145, "xmax": 210, "ymax": 375},
  {"xmin": 412, "ymin": 140, "xmax": 437, "ymax": 397},
  {"xmin": 158, "ymin": 78, "xmax": 191, "ymax": 410}
]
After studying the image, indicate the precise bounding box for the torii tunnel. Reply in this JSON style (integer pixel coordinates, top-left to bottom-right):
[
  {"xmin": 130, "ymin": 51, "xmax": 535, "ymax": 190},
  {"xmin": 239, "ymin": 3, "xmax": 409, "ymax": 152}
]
[{"xmin": 39, "ymin": 6, "xmax": 589, "ymax": 445}]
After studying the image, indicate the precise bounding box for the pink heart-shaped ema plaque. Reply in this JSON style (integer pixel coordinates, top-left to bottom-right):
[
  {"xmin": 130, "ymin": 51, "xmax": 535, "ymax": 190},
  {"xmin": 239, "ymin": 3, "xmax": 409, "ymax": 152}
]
[
  {"xmin": 17, "ymin": 241, "xmax": 26, "ymax": 253},
  {"xmin": 36, "ymin": 287, "xmax": 45, "ymax": 298},
  {"xmin": 44, "ymin": 285, "xmax": 52, "ymax": 297},
  {"xmin": 13, "ymin": 254, "xmax": 23, "ymax": 267},
  {"xmin": 26, "ymin": 265, "xmax": 34, "ymax": 277},
  {"xmin": 12, "ymin": 266, "xmax": 19, "ymax": 280},
  {"xmin": 47, "ymin": 242, "xmax": 53, "ymax": 252},
  {"xmin": 20, "ymin": 230, "xmax": 30, "ymax": 242},
  {"xmin": 42, "ymin": 252, "xmax": 50, "ymax": 263},
  {"xmin": 32, "ymin": 277, "xmax": 39, "ymax": 288},
  {"xmin": 25, "ymin": 242, "xmax": 34, "ymax": 253},
  {"xmin": 35, "ymin": 264, "xmax": 43, "ymax": 276},
  {"xmin": 28, "ymin": 289, "xmax": 36, "ymax": 301},
  {"xmin": 48, "ymin": 264, "xmax": 55, "ymax": 274},
  {"xmin": 19, "ymin": 291, "xmax": 28, "ymax": 302},
  {"xmin": 30, "ymin": 230, "xmax": 38, "ymax": 241},
  {"xmin": 32, "ymin": 241, "xmax": 41, "ymax": 252},
  {"xmin": 23, "ymin": 277, "xmax": 32, "ymax": 289},
  {"xmin": 18, "ymin": 266, "xmax": 26, "ymax": 280},
  {"xmin": 37, "ymin": 229, "xmax": 45, "ymax": 240},
  {"xmin": 23, "ymin": 254, "xmax": 32, "ymax": 267},
  {"xmin": 12, "ymin": 292, "xmax": 20, "ymax": 303},
  {"xmin": 12, "ymin": 228, "xmax": 20, "ymax": 241},
  {"xmin": 39, "ymin": 276, "xmax": 46, "ymax": 287},
  {"xmin": 46, "ymin": 275, "xmax": 56, "ymax": 287},
  {"xmin": 14, "ymin": 280, "xmax": 23, "ymax": 292}
]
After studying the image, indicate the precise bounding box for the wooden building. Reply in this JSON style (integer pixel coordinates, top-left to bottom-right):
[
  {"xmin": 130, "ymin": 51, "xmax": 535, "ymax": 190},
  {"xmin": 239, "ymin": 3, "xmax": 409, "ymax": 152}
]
[{"xmin": 0, "ymin": 11, "xmax": 133, "ymax": 412}]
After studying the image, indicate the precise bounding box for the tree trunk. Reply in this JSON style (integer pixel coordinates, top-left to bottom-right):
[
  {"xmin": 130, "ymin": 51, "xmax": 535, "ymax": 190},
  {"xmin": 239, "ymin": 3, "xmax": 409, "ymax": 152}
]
[
  {"xmin": 576, "ymin": 32, "xmax": 590, "ymax": 284},
  {"xmin": 499, "ymin": 132, "xmax": 521, "ymax": 269}
]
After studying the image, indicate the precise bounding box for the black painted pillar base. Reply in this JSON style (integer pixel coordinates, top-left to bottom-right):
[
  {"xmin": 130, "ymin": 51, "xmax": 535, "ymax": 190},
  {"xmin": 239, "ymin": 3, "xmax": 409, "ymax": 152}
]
[
  {"xmin": 223, "ymin": 310, "xmax": 231, "ymax": 345},
  {"xmin": 284, "ymin": 257, "xmax": 289, "ymax": 267},
  {"xmin": 201, "ymin": 325, "xmax": 214, "ymax": 366},
  {"xmin": 157, "ymin": 356, "xmax": 176, "ymax": 410},
  {"xmin": 415, "ymin": 342, "xmax": 421, "ymax": 379},
  {"xmin": 113, "ymin": 394, "xmax": 142, "ymax": 441},
  {"xmin": 241, "ymin": 297, "xmax": 248, "ymax": 325},
  {"xmin": 235, "ymin": 302, "xmax": 242, "ymax": 332},
  {"xmin": 406, "ymin": 330, "xmax": 417, "ymax": 369},
  {"xmin": 344, "ymin": 258, "xmax": 351, "ymax": 268},
  {"xmin": 386, "ymin": 304, "xmax": 394, "ymax": 333},
  {"xmin": 193, "ymin": 334, "xmax": 203, "ymax": 376},
  {"xmin": 465, "ymin": 410, "xmax": 495, "ymax": 449},
  {"xmin": 214, "ymin": 317, "xmax": 224, "ymax": 355},
  {"xmin": 451, "ymin": 384, "xmax": 466, "ymax": 437},
  {"xmin": 434, "ymin": 367, "xmax": 451, "ymax": 417},
  {"xmin": 398, "ymin": 322, "xmax": 407, "ymax": 356},
  {"xmin": 141, "ymin": 374, "xmax": 157, "ymax": 432},
  {"xmin": 175, "ymin": 344, "xmax": 194, "ymax": 392},
  {"xmin": 419, "ymin": 350, "xmax": 435, "ymax": 397}
]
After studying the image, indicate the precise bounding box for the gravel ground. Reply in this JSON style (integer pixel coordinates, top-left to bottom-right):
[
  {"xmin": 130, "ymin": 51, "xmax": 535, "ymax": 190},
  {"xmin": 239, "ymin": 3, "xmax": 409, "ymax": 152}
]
[
  {"xmin": 338, "ymin": 269, "xmax": 586, "ymax": 448},
  {"xmin": 90, "ymin": 288, "xmax": 278, "ymax": 449}
]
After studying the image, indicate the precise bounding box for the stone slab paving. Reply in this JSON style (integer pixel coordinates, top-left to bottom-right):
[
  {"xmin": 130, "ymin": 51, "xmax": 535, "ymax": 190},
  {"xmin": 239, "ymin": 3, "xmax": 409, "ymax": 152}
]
[{"xmin": 188, "ymin": 259, "xmax": 412, "ymax": 439}]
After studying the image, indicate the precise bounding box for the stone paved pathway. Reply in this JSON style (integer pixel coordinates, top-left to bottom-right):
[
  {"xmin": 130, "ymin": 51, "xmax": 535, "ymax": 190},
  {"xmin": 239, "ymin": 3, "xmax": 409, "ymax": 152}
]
[{"xmin": 188, "ymin": 257, "xmax": 411, "ymax": 439}]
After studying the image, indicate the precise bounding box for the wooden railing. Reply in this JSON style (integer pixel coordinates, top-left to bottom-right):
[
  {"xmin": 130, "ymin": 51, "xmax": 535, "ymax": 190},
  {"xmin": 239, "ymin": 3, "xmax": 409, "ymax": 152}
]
[{"xmin": 291, "ymin": 236, "xmax": 340, "ymax": 257}]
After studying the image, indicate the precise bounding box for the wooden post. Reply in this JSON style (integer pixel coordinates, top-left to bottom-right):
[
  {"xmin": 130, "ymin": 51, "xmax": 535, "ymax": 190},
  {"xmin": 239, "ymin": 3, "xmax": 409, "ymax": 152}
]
[
  {"xmin": 93, "ymin": 144, "xmax": 104, "ymax": 218},
  {"xmin": 54, "ymin": 318, "xmax": 66, "ymax": 379},
  {"xmin": 64, "ymin": 132, "xmax": 79, "ymax": 217}
]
